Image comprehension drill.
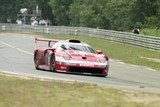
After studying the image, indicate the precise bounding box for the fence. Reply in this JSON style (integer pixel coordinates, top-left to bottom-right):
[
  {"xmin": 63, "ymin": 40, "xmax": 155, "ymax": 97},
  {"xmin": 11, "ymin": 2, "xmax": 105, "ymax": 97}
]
[{"xmin": 0, "ymin": 23, "xmax": 160, "ymax": 50}]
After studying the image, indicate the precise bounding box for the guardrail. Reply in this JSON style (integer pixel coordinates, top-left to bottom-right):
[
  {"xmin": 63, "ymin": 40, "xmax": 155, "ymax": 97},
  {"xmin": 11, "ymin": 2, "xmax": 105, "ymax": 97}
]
[{"xmin": 0, "ymin": 23, "xmax": 160, "ymax": 50}]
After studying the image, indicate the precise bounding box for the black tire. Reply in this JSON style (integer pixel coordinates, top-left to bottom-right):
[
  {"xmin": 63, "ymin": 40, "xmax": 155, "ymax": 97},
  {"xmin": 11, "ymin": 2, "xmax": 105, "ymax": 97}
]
[
  {"xmin": 50, "ymin": 54, "xmax": 55, "ymax": 72},
  {"xmin": 102, "ymin": 74, "xmax": 107, "ymax": 77},
  {"xmin": 34, "ymin": 52, "xmax": 40, "ymax": 70}
]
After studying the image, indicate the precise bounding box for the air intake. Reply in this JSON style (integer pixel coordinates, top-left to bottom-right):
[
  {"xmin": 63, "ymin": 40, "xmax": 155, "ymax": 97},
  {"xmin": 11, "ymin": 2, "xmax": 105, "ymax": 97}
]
[{"xmin": 69, "ymin": 40, "xmax": 81, "ymax": 43}]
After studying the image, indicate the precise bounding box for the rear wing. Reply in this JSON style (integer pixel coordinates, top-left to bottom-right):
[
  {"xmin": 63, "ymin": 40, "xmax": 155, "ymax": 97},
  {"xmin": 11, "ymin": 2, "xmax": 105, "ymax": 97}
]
[{"xmin": 35, "ymin": 38, "xmax": 60, "ymax": 47}]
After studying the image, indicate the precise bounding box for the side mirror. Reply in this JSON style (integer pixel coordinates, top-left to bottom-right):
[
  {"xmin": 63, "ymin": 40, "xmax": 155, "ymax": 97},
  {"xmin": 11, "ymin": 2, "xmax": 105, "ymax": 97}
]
[{"xmin": 96, "ymin": 50, "xmax": 103, "ymax": 54}]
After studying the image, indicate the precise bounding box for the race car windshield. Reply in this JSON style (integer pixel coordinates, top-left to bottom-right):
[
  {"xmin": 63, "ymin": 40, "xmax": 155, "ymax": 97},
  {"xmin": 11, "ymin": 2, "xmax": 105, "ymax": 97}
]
[{"xmin": 59, "ymin": 43, "xmax": 95, "ymax": 53}]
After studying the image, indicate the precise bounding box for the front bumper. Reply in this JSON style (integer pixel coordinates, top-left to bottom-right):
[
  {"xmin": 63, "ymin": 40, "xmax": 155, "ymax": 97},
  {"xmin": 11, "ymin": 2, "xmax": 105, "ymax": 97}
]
[{"xmin": 54, "ymin": 60, "xmax": 109, "ymax": 76}]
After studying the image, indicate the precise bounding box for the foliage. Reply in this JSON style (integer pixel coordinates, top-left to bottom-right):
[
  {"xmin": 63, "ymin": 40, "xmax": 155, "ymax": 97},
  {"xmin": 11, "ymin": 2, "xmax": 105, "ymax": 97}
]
[
  {"xmin": 103, "ymin": 0, "xmax": 134, "ymax": 30},
  {"xmin": 49, "ymin": 0, "xmax": 74, "ymax": 25},
  {"xmin": 0, "ymin": 0, "xmax": 53, "ymax": 23},
  {"xmin": 48, "ymin": 0, "xmax": 160, "ymax": 31},
  {"xmin": 0, "ymin": 0, "xmax": 37, "ymax": 23},
  {"xmin": 38, "ymin": 0, "xmax": 54, "ymax": 22},
  {"xmin": 0, "ymin": 0, "xmax": 160, "ymax": 31}
]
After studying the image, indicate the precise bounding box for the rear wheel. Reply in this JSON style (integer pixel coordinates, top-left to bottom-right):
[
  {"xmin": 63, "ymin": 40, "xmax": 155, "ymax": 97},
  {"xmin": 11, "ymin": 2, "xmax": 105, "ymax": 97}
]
[
  {"xmin": 34, "ymin": 52, "xmax": 39, "ymax": 70},
  {"xmin": 50, "ymin": 54, "xmax": 55, "ymax": 72}
]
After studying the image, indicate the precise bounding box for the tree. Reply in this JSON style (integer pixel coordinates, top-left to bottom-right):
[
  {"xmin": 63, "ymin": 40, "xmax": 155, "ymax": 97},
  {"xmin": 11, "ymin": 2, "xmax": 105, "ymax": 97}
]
[
  {"xmin": 130, "ymin": 0, "xmax": 158, "ymax": 28},
  {"xmin": 0, "ymin": 0, "xmax": 37, "ymax": 23},
  {"xmin": 69, "ymin": 0, "xmax": 110, "ymax": 29},
  {"xmin": 49, "ymin": 0, "xmax": 74, "ymax": 25},
  {"xmin": 102, "ymin": 0, "xmax": 134, "ymax": 30},
  {"xmin": 0, "ymin": 0, "xmax": 159, "ymax": 31},
  {"xmin": 37, "ymin": 0, "xmax": 54, "ymax": 24}
]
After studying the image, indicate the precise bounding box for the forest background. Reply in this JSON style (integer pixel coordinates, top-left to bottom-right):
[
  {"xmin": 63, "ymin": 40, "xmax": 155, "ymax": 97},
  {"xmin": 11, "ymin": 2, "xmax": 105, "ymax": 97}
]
[{"xmin": 0, "ymin": 0, "xmax": 160, "ymax": 32}]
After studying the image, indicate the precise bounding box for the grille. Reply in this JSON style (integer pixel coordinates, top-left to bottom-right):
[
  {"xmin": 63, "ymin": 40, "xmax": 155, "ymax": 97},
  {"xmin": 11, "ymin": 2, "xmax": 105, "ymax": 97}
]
[{"xmin": 69, "ymin": 67, "xmax": 103, "ymax": 74}]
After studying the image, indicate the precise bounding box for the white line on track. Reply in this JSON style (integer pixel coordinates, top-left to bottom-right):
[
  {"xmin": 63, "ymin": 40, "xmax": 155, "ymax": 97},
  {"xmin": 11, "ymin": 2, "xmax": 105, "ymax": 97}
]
[
  {"xmin": 16, "ymin": 48, "xmax": 33, "ymax": 55},
  {"xmin": 0, "ymin": 41, "xmax": 33, "ymax": 55},
  {"xmin": 0, "ymin": 41, "xmax": 15, "ymax": 48},
  {"xmin": 117, "ymin": 62, "xmax": 125, "ymax": 64}
]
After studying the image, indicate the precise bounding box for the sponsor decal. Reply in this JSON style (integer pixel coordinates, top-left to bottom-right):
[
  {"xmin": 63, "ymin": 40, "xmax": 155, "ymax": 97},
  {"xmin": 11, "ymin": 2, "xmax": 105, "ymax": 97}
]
[
  {"xmin": 61, "ymin": 66, "xmax": 67, "ymax": 70},
  {"xmin": 79, "ymin": 63, "xmax": 94, "ymax": 67}
]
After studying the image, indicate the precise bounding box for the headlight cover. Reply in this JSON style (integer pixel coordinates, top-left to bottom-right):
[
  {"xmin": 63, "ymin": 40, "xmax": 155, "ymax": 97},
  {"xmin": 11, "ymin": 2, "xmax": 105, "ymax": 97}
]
[
  {"xmin": 63, "ymin": 54, "xmax": 71, "ymax": 60},
  {"xmin": 99, "ymin": 57, "xmax": 106, "ymax": 63}
]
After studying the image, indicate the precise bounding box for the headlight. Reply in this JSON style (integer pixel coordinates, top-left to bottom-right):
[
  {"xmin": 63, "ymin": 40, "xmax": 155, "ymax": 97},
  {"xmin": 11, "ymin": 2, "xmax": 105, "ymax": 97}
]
[
  {"xmin": 99, "ymin": 57, "xmax": 106, "ymax": 63},
  {"xmin": 63, "ymin": 54, "xmax": 71, "ymax": 60}
]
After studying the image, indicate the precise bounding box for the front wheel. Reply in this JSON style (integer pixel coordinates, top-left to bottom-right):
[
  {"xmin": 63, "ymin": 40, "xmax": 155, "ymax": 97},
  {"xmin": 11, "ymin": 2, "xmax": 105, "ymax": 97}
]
[{"xmin": 50, "ymin": 54, "xmax": 55, "ymax": 72}]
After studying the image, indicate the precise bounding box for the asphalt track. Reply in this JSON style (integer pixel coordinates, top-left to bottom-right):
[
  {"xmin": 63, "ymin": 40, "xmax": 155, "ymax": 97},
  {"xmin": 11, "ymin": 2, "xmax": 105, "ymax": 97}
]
[{"xmin": 0, "ymin": 33, "xmax": 160, "ymax": 93}]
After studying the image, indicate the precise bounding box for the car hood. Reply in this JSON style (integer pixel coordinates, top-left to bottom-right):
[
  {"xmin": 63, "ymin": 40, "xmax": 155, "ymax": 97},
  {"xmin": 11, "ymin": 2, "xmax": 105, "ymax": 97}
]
[{"xmin": 64, "ymin": 50, "xmax": 99, "ymax": 62}]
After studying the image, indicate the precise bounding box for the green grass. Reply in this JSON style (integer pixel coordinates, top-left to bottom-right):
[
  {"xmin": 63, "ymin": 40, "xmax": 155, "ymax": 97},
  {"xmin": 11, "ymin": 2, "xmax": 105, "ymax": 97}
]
[
  {"xmin": 0, "ymin": 74, "xmax": 160, "ymax": 107},
  {"xmin": 141, "ymin": 28, "xmax": 160, "ymax": 37},
  {"xmin": 39, "ymin": 34, "xmax": 160, "ymax": 71}
]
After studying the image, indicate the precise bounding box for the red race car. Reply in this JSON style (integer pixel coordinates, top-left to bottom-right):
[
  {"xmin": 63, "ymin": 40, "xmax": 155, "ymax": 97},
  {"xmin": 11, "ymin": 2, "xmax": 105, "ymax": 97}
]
[{"xmin": 34, "ymin": 38, "xmax": 109, "ymax": 77}]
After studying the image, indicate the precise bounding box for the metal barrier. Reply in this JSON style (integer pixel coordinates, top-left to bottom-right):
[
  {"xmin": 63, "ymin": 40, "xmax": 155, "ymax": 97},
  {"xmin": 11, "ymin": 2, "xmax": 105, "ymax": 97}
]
[{"xmin": 0, "ymin": 23, "xmax": 160, "ymax": 50}]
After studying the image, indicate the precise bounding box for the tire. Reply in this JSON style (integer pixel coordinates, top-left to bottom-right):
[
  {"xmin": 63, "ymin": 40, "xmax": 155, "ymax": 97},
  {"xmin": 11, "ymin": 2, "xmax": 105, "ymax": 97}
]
[
  {"xmin": 34, "ymin": 52, "xmax": 40, "ymax": 70},
  {"xmin": 50, "ymin": 54, "xmax": 55, "ymax": 72},
  {"xmin": 102, "ymin": 74, "xmax": 107, "ymax": 77}
]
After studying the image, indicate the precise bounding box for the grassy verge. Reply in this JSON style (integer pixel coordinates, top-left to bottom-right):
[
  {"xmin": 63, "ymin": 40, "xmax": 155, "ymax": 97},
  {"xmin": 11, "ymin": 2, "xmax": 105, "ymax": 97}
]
[
  {"xmin": 39, "ymin": 34, "xmax": 160, "ymax": 71},
  {"xmin": 0, "ymin": 74, "xmax": 160, "ymax": 107},
  {"xmin": 141, "ymin": 28, "xmax": 160, "ymax": 37}
]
